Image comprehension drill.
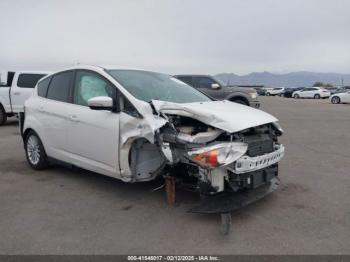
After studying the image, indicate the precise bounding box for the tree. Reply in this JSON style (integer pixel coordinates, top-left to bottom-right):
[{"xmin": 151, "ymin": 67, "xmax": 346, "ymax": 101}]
[{"xmin": 312, "ymin": 82, "xmax": 334, "ymax": 87}]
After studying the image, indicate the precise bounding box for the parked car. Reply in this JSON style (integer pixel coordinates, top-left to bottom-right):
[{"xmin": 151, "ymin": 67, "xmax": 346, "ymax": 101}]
[
  {"xmin": 266, "ymin": 87, "xmax": 285, "ymax": 96},
  {"xmin": 282, "ymin": 87, "xmax": 304, "ymax": 98},
  {"xmin": 292, "ymin": 87, "xmax": 331, "ymax": 99},
  {"xmin": 21, "ymin": 65, "xmax": 284, "ymax": 232},
  {"xmin": 173, "ymin": 75, "xmax": 260, "ymax": 108},
  {"xmin": 255, "ymin": 87, "xmax": 267, "ymax": 96},
  {"xmin": 330, "ymin": 91, "xmax": 350, "ymax": 104},
  {"xmin": 0, "ymin": 71, "xmax": 48, "ymax": 125}
]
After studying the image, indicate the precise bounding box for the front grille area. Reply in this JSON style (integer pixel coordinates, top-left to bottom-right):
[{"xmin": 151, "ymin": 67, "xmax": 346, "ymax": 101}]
[
  {"xmin": 227, "ymin": 164, "xmax": 278, "ymax": 191},
  {"xmin": 243, "ymin": 133, "xmax": 274, "ymax": 157}
]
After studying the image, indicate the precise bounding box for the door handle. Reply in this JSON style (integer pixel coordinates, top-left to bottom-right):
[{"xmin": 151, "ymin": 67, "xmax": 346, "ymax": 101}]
[
  {"xmin": 13, "ymin": 92, "xmax": 21, "ymax": 95},
  {"xmin": 69, "ymin": 115, "xmax": 80, "ymax": 122}
]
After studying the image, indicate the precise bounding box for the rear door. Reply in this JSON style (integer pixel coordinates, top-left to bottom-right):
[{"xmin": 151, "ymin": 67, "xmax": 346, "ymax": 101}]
[
  {"xmin": 343, "ymin": 92, "xmax": 350, "ymax": 103},
  {"xmin": 300, "ymin": 88, "xmax": 311, "ymax": 98},
  {"xmin": 11, "ymin": 73, "xmax": 46, "ymax": 112},
  {"xmin": 37, "ymin": 71, "xmax": 74, "ymax": 161},
  {"xmin": 66, "ymin": 70, "xmax": 120, "ymax": 177},
  {"xmin": 308, "ymin": 87, "xmax": 318, "ymax": 97}
]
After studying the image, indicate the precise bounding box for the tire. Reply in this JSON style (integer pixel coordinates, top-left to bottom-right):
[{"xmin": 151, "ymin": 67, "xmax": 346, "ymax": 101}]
[
  {"xmin": 0, "ymin": 105, "xmax": 7, "ymax": 126},
  {"xmin": 266, "ymin": 92, "xmax": 270, "ymax": 96},
  {"xmin": 314, "ymin": 94, "xmax": 321, "ymax": 99},
  {"xmin": 232, "ymin": 99, "xmax": 249, "ymax": 106},
  {"xmin": 331, "ymin": 96, "xmax": 341, "ymax": 104},
  {"xmin": 24, "ymin": 131, "xmax": 49, "ymax": 170},
  {"xmin": 293, "ymin": 94, "xmax": 300, "ymax": 99}
]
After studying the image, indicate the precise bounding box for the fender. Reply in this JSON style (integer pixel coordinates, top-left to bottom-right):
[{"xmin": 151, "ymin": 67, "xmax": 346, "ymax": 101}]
[{"xmin": 225, "ymin": 92, "xmax": 250, "ymax": 104}]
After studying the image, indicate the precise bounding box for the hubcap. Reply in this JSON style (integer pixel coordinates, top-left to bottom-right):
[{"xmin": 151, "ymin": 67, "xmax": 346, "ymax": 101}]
[{"xmin": 27, "ymin": 135, "xmax": 41, "ymax": 165}]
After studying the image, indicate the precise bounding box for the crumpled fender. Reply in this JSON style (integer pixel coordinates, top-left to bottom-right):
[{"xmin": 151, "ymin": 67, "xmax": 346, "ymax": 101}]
[{"xmin": 118, "ymin": 102, "xmax": 167, "ymax": 182}]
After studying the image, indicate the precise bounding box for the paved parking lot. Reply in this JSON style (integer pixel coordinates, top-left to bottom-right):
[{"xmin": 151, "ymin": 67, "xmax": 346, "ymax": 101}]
[{"xmin": 0, "ymin": 97, "xmax": 349, "ymax": 255}]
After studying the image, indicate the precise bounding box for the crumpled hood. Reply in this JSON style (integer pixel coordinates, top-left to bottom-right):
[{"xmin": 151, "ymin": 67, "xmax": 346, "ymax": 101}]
[{"xmin": 152, "ymin": 100, "xmax": 278, "ymax": 133}]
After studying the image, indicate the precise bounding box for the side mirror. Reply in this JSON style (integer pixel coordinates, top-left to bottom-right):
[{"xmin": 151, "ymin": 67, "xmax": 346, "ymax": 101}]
[
  {"xmin": 88, "ymin": 96, "xmax": 114, "ymax": 111},
  {"xmin": 211, "ymin": 83, "xmax": 221, "ymax": 89}
]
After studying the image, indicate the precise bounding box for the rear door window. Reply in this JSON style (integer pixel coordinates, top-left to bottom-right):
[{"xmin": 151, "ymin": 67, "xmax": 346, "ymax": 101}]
[
  {"xmin": 17, "ymin": 74, "xmax": 46, "ymax": 88},
  {"xmin": 46, "ymin": 71, "xmax": 73, "ymax": 103},
  {"xmin": 37, "ymin": 77, "xmax": 52, "ymax": 97}
]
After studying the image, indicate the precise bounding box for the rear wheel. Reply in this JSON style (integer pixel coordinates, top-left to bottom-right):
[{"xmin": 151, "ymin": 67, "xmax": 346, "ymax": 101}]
[
  {"xmin": 0, "ymin": 105, "xmax": 7, "ymax": 126},
  {"xmin": 314, "ymin": 94, "xmax": 321, "ymax": 99},
  {"xmin": 293, "ymin": 94, "xmax": 300, "ymax": 99},
  {"xmin": 24, "ymin": 131, "xmax": 49, "ymax": 170},
  {"xmin": 331, "ymin": 96, "xmax": 341, "ymax": 104}
]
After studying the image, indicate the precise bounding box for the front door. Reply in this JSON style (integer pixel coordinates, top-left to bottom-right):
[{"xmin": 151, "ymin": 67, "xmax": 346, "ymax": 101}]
[
  {"xmin": 66, "ymin": 70, "xmax": 120, "ymax": 177},
  {"xmin": 193, "ymin": 76, "xmax": 221, "ymax": 99}
]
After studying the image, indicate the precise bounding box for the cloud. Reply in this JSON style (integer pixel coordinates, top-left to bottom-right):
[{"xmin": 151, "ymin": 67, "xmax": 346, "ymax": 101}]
[{"xmin": 1, "ymin": 0, "xmax": 350, "ymax": 74}]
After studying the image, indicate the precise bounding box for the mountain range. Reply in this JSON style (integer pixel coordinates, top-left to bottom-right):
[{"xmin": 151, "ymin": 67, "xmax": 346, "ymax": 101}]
[{"xmin": 215, "ymin": 71, "xmax": 350, "ymax": 87}]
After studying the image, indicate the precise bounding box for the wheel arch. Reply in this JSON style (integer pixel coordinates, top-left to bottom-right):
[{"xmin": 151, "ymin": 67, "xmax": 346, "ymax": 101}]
[{"xmin": 227, "ymin": 95, "xmax": 249, "ymax": 105}]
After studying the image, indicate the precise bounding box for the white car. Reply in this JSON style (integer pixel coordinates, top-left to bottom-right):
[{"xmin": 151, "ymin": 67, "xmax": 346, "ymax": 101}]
[
  {"xmin": 266, "ymin": 87, "xmax": 285, "ymax": 96},
  {"xmin": 0, "ymin": 71, "xmax": 48, "ymax": 125},
  {"xmin": 21, "ymin": 65, "xmax": 284, "ymax": 227},
  {"xmin": 292, "ymin": 87, "xmax": 331, "ymax": 99},
  {"xmin": 330, "ymin": 91, "xmax": 350, "ymax": 104}
]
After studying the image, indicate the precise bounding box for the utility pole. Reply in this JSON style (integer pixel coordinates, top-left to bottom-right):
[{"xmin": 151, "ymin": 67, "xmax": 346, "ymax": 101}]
[{"xmin": 341, "ymin": 77, "xmax": 344, "ymax": 87}]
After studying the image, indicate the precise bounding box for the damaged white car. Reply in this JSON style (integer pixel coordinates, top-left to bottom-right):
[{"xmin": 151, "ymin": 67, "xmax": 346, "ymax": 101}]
[{"xmin": 21, "ymin": 65, "xmax": 284, "ymax": 233}]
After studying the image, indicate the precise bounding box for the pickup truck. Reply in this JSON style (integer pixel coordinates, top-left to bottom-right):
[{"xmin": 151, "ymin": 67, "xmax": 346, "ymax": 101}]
[
  {"xmin": 173, "ymin": 75, "xmax": 260, "ymax": 108},
  {"xmin": 0, "ymin": 71, "xmax": 48, "ymax": 125}
]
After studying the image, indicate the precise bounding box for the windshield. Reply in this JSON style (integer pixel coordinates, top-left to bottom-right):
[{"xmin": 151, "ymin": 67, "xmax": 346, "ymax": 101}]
[{"xmin": 107, "ymin": 70, "xmax": 212, "ymax": 103}]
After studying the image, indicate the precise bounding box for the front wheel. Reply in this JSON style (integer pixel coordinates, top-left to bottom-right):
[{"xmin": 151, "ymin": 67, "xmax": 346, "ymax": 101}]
[
  {"xmin": 0, "ymin": 105, "xmax": 7, "ymax": 126},
  {"xmin": 266, "ymin": 92, "xmax": 270, "ymax": 96},
  {"xmin": 331, "ymin": 96, "xmax": 340, "ymax": 104},
  {"xmin": 314, "ymin": 94, "xmax": 321, "ymax": 99},
  {"xmin": 294, "ymin": 94, "xmax": 300, "ymax": 99},
  {"xmin": 25, "ymin": 131, "xmax": 49, "ymax": 170}
]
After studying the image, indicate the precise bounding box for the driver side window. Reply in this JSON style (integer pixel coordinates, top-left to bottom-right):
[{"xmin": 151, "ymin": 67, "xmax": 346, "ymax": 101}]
[
  {"xmin": 74, "ymin": 70, "xmax": 116, "ymax": 107},
  {"xmin": 196, "ymin": 77, "xmax": 216, "ymax": 88}
]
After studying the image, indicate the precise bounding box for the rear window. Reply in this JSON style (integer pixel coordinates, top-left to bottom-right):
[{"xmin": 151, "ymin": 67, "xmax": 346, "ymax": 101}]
[
  {"xmin": 17, "ymin": 74, "xmax": 46, "ymax": 88},
  {"xmin": 37, "ymin": 77, "xmax": 51, "ymax": 97},
  {"xmin": 46, "ymin": 71, "xmax": 73, "ymax": 103}
]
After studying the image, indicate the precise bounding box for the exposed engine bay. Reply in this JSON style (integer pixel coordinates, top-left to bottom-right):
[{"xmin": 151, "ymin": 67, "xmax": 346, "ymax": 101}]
[
  {"xmin": 119, "ymin": 99, "xmax": 285, "ymax": 234},
  {"xmin": 126, "ymin": 111, "xmax": 284, "ymax": 197}
]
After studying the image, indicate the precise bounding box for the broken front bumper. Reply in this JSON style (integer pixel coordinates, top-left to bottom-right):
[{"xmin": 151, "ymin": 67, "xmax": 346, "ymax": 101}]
[
  {"xmin": 189, "ymin": 177, "xmax": 280, "ymax": 214},
  {"xmin": 233, "ymin": 144, "xmax": 285, "ymax": 174}
]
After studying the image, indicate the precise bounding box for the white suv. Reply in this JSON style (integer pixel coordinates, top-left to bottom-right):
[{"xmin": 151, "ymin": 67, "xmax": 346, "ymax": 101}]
[
  {"xmin": 22, "ymin": 65, "xmax": 284, "ymax": 220},
  {"xmin": 292, "ymin": 87, "xmax": 331, "ymax": 99}
]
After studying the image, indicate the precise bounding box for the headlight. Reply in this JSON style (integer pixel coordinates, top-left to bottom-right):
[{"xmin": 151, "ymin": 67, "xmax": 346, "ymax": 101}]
[
  {"xmin": 187, "ymin": 142, "xmax": 248, "ymax": 169},
  {"xmin": 250, "ymin": 92, "xmax": 258, "ymax": 99}
]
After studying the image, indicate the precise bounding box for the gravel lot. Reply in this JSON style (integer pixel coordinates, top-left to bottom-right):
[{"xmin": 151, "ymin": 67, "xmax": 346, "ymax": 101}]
[{"xmin": 0, "ymin": 97, "xmax": 349, "ymax": 255}]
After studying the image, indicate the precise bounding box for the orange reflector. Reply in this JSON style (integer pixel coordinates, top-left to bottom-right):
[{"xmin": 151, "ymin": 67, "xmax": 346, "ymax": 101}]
[{"xmin": 193, "ymin": 149, "xmax": 218, "ymax": 167}]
